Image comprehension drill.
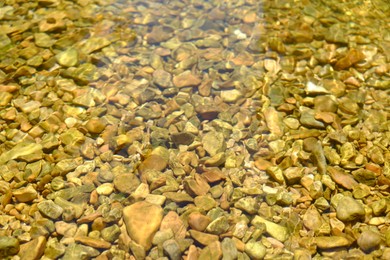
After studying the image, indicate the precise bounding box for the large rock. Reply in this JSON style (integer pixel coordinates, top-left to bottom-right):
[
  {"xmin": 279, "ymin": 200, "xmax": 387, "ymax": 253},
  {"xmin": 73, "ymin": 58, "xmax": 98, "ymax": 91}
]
[{"xmin": 123, "ymin": 201, "xmax": 163, "ymax": 250}]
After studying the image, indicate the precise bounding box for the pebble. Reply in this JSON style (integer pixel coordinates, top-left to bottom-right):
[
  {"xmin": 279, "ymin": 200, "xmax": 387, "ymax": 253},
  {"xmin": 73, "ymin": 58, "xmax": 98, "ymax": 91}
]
[
  {"xmin": 160, "ymin": 211, "xmax": 186, "ymax": 240},
  {"xmin": 162, "ymin": 239, "xmax": 181, "ymax": 260},
  {"xmin": 244, "ymin": 240, "xmax": 266, "ymax": 260},
  {"xmin": 0, "ymin": 236, "xmax": 19, "ymax": 258},
  {"xmin": 12, "ymin": 185, "xmax": 38, "ymax": 202},
  {"xmin": 314, "ymin": 236, "xmax": 350, "ymax": 249},
  {"xmin": 188, "ymin": 212, "xmax": 212, "ymax": 232},
  {"xmin": 37, "ymin": 200, "xmax": 64, "ymax": 219},
  {"xmin": 18, "ymin": 236, "xmax": 46, "ymax": 260},
  {"xmin": 113, "ymin": 173, "xmax": 140, "ymax": 194},
  {"xmin": 173, "ymin": 70, "xmax": 201, "ymax": 88},
  {"xmin": 357, "ymin": 230, "xmax": 382, "ymax": 252},
  {"xmin": 221, "ymin": 238, "xmax": 238, "ymax": 260},
  {"xmin": 189, "ymin": 230, "xmax": 219, "ymax": 246},
  {"xmin": 74, "ymin": 236, "xmax": 111, "ymax": 249},
  {"xmin": 96, "ymin": 183, "xmax": 114, "ymax": 195},
  {"xmin": 336, "ymin": 196, "xmax": 366, "ymax": 222},
  {"xmin": 251, "ymin": 216, "xmax": 289, "ymax": 242},
  {"xmin": 202, "ymin": 131, "xmax": 226, "ymax": 156},
  {"xmin": 123, "ymin": 201, "xmax": 163, "ymax": 250}
]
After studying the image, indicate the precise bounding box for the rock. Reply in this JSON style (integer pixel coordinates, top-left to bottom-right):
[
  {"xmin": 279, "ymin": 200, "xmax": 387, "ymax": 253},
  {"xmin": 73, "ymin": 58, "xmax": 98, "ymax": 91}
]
[
  {"xmin": 357, "ymin": 230, "xmax": 382, "ymax": 252},
  {"xmin": 189, "ymin": 230, "xmax": 219, "ymax": 246},
  {"xmin": 328, "ymin": 166, "xmax": 358, "ymax": 190},
  {"xmin": 160, "ymin": 211, "xmax": 186, "ymax": 240},
  {"xmin": 0, "ymin": 236, "xmax": 19, "ymax": 258},
  {"xmin": 123, "ymin": 201, "xmax": 163, "ymax": 250},
  {"xmin": 183, "ymin": 174, "xmax": 210, "ymax": 196},
  {"xmin": 13, "ymin": 185, "xmax": 38, "ymax": 202},
  {"xmin": 56, "ymin": 48, "xmax": 78, "ymax": 67},
  {"xmin": 234, "ymin": 197, "xmax": 259, "ymax": 214},
  {"xmin": 153, "ymin": 69, "xmax": 172, "ymax": 88},
  {"xmin": 146, "ymin": 25, "xmax": 173, "ymax": 44},
  {"xmin": 194, "ymin": 195, "xmax": 216, "ymax": 211},
  {"xmin": 198, "ymin": 241, "xmax": 222, "ymax": 260},
  {"xmin": 264, "ymin": 106, "xmax": 284, "ymax": 140},
  {"xmin": 44, "ymin": 238, "xmax": 65, "ymax": 259},
  {"xmin": 244, "ymin": 240, "xmax": 266, "ymax": 260},
  {"xmin": 101, "ymin": 225, "xmax": 121, "ymax": 243},
  {"xmin": 96, "ymin": 183, "xmax": 114, "ymax": 195},
  {"xmin": 162, "ymin": 239, "xmax": 181, "ymax": 260},
  {"xmin": 188, "ymin": 212, "xmax": 212, "ymax": 232},
  {"xmin": 38, "ymin": 200, "xmax": 64, "ymax": 219},
  {"xmin": 18, "ymin": 236, "xmax": 46, "ymax": 260},
  {"xmin": 221, "ymin": 89, "xmax": 243, "ymax": 103},
  {"xmin": 314, "ymin": 236, "xmax": 350, "ymax": 249},
  {"xmin": 113, "ymin": 173, "xmax": 140, "ymax": 194},
  {"xmin": 85, "ymin": 118, "xmax": 106, "ymax": 134},
  {"xmin": 202, "ymin": 168, "xmax": 226, "ymax": 183},
  {"xmin": 221, "ymin": 238, "xmax": 238, "ymax": 260},
  {"xmin": 152, "ymin": 229, "xmax": 174, "ymax": 245},
  {"xmin": 336, "ymin": 196, "xmax": 365, "ymax": 222},
  {"xmin": 202, "ymin": 131, "xmax": 226, "ymax": 156},
  {"xmin": 138, "ymin": 154, "xmax": 168, "ymax": 175},
  {"xmin": 173, "ymin": 70, "xmax": 201, "ymax": 88},
  {"xmin": 206, "ymin": 216, "xmax": 229, "ymax": 235},
  {"xmin": 0, "ymin": 142, "xmax": 42, "ymax": 165},
  {"xmin": 62, "ymin": 243, "xmax": 99, "ymax": 260},
  {"xmin": 74, "ymin": 236, "xmax": 111, "ymax": 249},
  {"xmin": 251, "ymin": 216, "xmax": 289, "ymax": 242},
  {"xmin": 171, "ymin": 132, "xmax": 195, "ymax": 146}
]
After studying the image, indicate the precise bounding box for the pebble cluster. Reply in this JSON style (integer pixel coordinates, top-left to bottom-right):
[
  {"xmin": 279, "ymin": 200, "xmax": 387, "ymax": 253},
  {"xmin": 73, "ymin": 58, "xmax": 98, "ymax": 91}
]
[{"xmin": 0, "ymin": 0, "xmax": 390, "ymax": 259}]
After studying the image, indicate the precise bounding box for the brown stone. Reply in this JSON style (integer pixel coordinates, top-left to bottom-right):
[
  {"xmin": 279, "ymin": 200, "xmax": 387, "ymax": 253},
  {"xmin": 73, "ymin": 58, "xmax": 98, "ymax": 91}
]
[
  {"xmin": 138, "ymin": 154, "xmax": 168, "ymax": 175},
  {"xmin": 160, "ymin": 211, "xmax": 186, "ymax": 239},
  {"xmin": 189, "ymin": 230, "xmax": 219, "ymax": 246},
  {"xmin": 183, "ymin": 174, "xmax": 210, "ymax": 197},
  {"xmin": 74, "ymin": 236, "xmax": 111, "ymax": 249},
  {"xmin": 188, "ymin": 212, "xmax": 212, "ymax": 232},
  {"xmin": 173, "ymin": 70, "xmax": 201, "ymax": 88},
  {"xmin": 18, "ymin": 236, "xmax": 46, "ymax": 260}
]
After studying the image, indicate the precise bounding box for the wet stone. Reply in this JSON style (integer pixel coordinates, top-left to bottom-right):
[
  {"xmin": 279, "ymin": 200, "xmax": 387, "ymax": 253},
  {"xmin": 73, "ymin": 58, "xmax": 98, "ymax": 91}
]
[
  {"xmin": 206, "ymin": 216, "xmax": 229, "ymax": 235},
  {"xmin": 44, "ymin": 238, "xmax": 65, "ymax": 259},
  {"xmin": 56, "ymin": 48, "xmax": 78, "ymax": 67},
  {"xmin": 221, "ymin": 238, "xmax": 238, "ymax": 260},
  {"xmin": 13, "ymin": 185, "xmax": 37, "ymax": 202},
  {"xmin": 244, "ymin": 240, "xmax": 266, "ymax": 260},
  {"xmin": 357, "ymin": 230, "xmax": 382, "ymax": 252},
  {"xmin": 188, "ymin": 212, "xmax": 212, "ymax": 232},
  {"xmin": 162, "ymin": 239, "xmax": 181, "ymax": 260},
  {"xmin": 153, "ymin": 69, "xmax": 172, "ymax": 88},
  {"xmin": 202, "ymin": 131, "xmax": 226, "ymax": 157},
  {"xmin": 18, "ymin": 236, "xmax": 46, "ymax": 260}
]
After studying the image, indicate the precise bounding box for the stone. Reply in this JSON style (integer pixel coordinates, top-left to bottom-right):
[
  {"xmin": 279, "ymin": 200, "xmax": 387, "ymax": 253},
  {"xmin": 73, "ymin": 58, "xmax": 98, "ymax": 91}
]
[
  {"xmin": 314, "ymin": 236, "xmax": 350, "ymax": 249},
  {"xmin": 138, "ymin": 154, "xmax": 168, "ymax": 175},
  {"xmin": 62, "ymin": 243, "xmax": 99, "ymax": 260},
  {"xmin": 202, "ymin": 131, "xmax": 226, "ymax": 156},
  {"xmin": 153, "ymin": 69, "xmax": 172, "ymax": 88},
  {"xmin": 152, "ymin": 229, "xmax": 174, "ymax": 245},
  {"xmin": 18, "ymin": 236, "xmax": 46, "ymax": 260},
  {"xmin": 188, "ymin": 212, "xmax": 212, "ymax": 232},
  {"xmin": 101, "ymin": 225, "xmax": 121, "ymax": 243},
  {"xmin": 0, "ymin": 236, "xmax": 19, "ymax": 258},
  {"xmin": 171, "ymin": 132, "xmax": 195, "ymax": 146},
  {"xmin": 205, "ymin": 216, "xmax": 229, "ymax": 235},
  {"xmin": 251, "ymin": 216, "xmax": 289, "ymax": 242},
  {"xmin": 173, "ymin": 70, "xmax": 201, "ymax": 88},
  {"xmin": 13, "ymin": 185, "xmax": 37, "ymax": 202},
  {"xmin": 336, "ymin": 196, "xmax": 365, "ymax": 222},
  {"xmin": 189, "ymin": 230, "xmax": 219, "ymax": 246},
  {"xmin": 183, "ymin": 174, "xmax": 210, "ymax": 196},
  {"xmin": 113, "ymin": 173, "xmax": 140, "ymax": 194},
  {"xmin": 96, "ymin": 183, "xmax": 114, "ymax": 195},
  {"xmin": 244, "ymin": 240, "xmax": 266, "ymax": 260},
  {"xmin": 162, "ymin": 239, "xmax": 181, "ymax": 260},
  {"xmin": 221, "ymin": 238, "xmax": 238, "ymax": 260},
  {"xmin": 0, "ymin": 142, "xmax": 42, "ymax": 165},
  {"xmin": 74, "ymin": 236, "xmax": 111, "ymax": 249},
  {"xmin": 198, "ymin": 241, "xmax": 222, "ymax": 260},
  {"xmin": 56, "ymin": 48, "xmax": 78, "ymax": 67},
  {"xmin": 37, "ymin": 200, "xmax": 64, "ymax": 219},
  {"xmin": 85, "ymin": 118, "xmax": 106, "ymax": 134},
  {"xmin": 44, "ymin": 238, "xmax": 65, "ymax": 259},
  {"xmin": 160, "ymin": 211, "xmax": 186, "ymax": 240},
  {"xmin": 123, "ymin": 201, "xmax": 163, "ymax": 250},
  {"xmin": 194, "ymin": 195, "xmax": 216, "ymax": 211},
  {"xmin": 357, "ymin": 230, "xmax": 382, "ymax": 252}
]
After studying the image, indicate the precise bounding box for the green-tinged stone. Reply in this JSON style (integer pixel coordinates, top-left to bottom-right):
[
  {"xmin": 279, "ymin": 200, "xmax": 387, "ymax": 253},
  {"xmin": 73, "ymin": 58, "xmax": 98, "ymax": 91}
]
[
  {"xmin": 13, "ymin": 185, "xmax": 37, "ymax": 202},
  {"xmin": 34, "ymin": 33, "xmax": 55, "ymax": 48},
  {"xmin": 194, "ymin": 195, "xmax": 216, "ymax": 211},
  {"xmin": 101, "ymin": 224, "xmax": 121, "ymax": 243},
  {"xmin": 221, "ymin": 238, "xmax": 238, "ymax": 260},
  {"xmin": 41, "ymin": 133, "xmax": 61, "ymax": 151},
  {"xmin": 0, "ymin": 142, "xmax": 42, "ymax": 165},
  {"xmin": 252, "ymin": 216, "xmax": 289, "ymax": 242},
  {"xmin": 245, "ymin": 240, "xmax": 266, "ymax": 260},
  {"xmin": 56, "ymin": 48, "xmax": 78, "ymax": 67},
  {"xmin": 152, "ymin": 229, "xmax": 174, "ymax": 245},
  {"xmin": 0, "ymin": 34, "xmax": 12, "ymax": 51},
  {"xmin": 62, "ymin": 243, "xmax": 99, "ymax": 260},
  {"xmin": 336, "ymin": 196, "xmax": 365, "ymax": 221},
  {"xmin": 162, "ymin": 239, "xmax": 181, "ymax": 260},
  {"xmin": 38, "ymin": 200, "xmax": 63, "ymax": 219},
  {"xmin": 63, "ymin": 63, "xmax": 99, "ymax": 84},
  {"xmin": 54, "ymin": 197, "xmax": 84, "ymax": 219},
  {"xmin": 46, "ymin": 184, "xmax": 95, "ymax": 200},
  {"xmin": 206, "ymin": 216, "xmax": 229, "ymax": 235},
  {"xmin": 80, "ymin": 37, "xmax": 111, "ymax": 54},
  {"xmin": 44, "ymin": 238, "xmax": 65, "ymax": 259},
  {"xmin": 60, "ymin": 128, "xmax": 85, "ymax": 146},
  {"xmin": 202, "ymin": 131, "xmax": 226, "ymax": 156},
  {"xmin": 234, "ymin": 197, "xmax": 259, "ymax": 215},
  {"xmin": 0, "ymin": 236, "xmax": 19, "ymax": 258}
]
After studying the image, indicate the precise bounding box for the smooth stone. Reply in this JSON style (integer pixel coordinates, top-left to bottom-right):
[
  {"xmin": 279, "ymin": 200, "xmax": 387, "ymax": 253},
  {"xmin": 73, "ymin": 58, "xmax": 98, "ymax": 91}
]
[
  {"xmin": 173, "ymin": 70, "xmax": 201, "ymax": 88},
  {"xmin": 96, "ymin": 183, "xmax": 114, "ymax": 196},
  {"xmin": 152, "ymin": 229, "xmax": 174, "ymax": 245},
  {"xmin": 123, "ymin": 201, "xmax": 163, "ymax": 250},
  {"xmin": 160, "ymin": 211, "xmax": 186, "ymax": 240},
  {"xmin": 56, "ymin": 48, "xmax": 78, "ymax": 67},
  {"xmin": 314, "ymin": 236, "xmax": 350, "ymax": 249},
  {"xmin": 153, "ymin": 69, "xmax": 172, "ymax": 88},
  {"xmin": 251, "ymin": 216, "xmax": 289, "ymax": 242},
  {"xmin": 62, "ymin": 243, "xmax": 99, "ymax": 260},
  {"xmin": 206, "ymin": 216, "xmax": 229, "ymax": 235},
  {"xmin": 44, "ymin": 238, "xmax": 65, "ymax": 259},
  {"xmin": 234, "ymin": 197, "xmax": 259, "ymax": 214},
  {"xmin": 113, "ymin": 173, "xmax": 140, "ymax": 194},
  {"xmin": 18, "ymin": 236, "xmax": 46, "ymax": 260},
  {"xmin": 336, "ymin": 196, "xmax": 365, "ymax": 222},
  {"xmin": 183, "ymin": 174, "xmax": 210, "ymax": 196},
  {"xmin": 244, "ymin": 240, "xmax": 266, "ymax": 260},
  {"xmin": 38, "ymin": 200, "xmax": 64, "ymax": 219},
  {"xmin": 0, "ymin": 142, "xmax": 42, "ymax": 165},
  {"xmin": 85, "ymin": 118, "xmax": 106, "ymax": 134},
  {"xmin": 162, "ymin": 239, "xmax": 181, "ymax": 260},
  {"xmin": 171, "ymin": 132, "xmax": 195, "ymax": 146},
  {"xmin": 194, "ymin": 195, "xmax": 216, "ymax": 211},
  {"xmin": 74, "ymin": 236, "xmax": 111, "ymax": 249},
  {"xmin": 357, "ymin": 230, "xmax": 382, "ymax": 252},
  {"xmin": 221, "ymin": 89, "xmax": 243, "ymax": 103},
  {"xmin": 101, "ymin": 225, "xmax": 121, "ymax": 243},
  {"xmin": 0, "ymin": 236, "xmax": 19, "ymax": 258},
  {"xmin": 138, "ymin": 154, "xmax": 168, "ymax": 175}
]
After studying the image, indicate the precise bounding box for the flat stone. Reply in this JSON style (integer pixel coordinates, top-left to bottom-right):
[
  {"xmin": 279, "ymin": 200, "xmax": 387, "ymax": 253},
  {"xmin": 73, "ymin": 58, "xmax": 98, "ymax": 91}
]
[
  {"xmin": 56, "ymin": 48, "xmax": 78, "ymax": 67},
  {"xmin": 221, "ymin": 238, "xmax": 238, "ymax": 260},
  {"xmin": 163, "ymin": 192, "xmax": 194, "ymax": 203},
  {"xmin": 171, "ymin": 132, "xmax": 195, "ymax": 146},
  {"xmin": 314, "ymin": 236, "xmax": 350, "ymax": 249},
  {"xmin": 234, "ymin": 197, "xmax": 259, "ymax": 215},
  {"xmin": 138, "ymin": 154, "xmax": 168, "ymax": 175},
  {"xmin": 194, "ymin": 195, "xmax": 216, "ymax": 211},
  {"xmin": 96, "ymin": 183, "xmax": 114, "ymax": 195},
  {"xmin": 183, "ymin": 174, "xmax": 210, "ymax": 196},
  {"xmin": 206, "ymin": 216, "xmax": 229, "ymax": 235},
  {"xmin": 38, "ymin": 200, "xmax": 64, "ymax": 219},
  {"xmin": 328, "ymin": 166, "xmax": 358, "ymax": 190},
  {"xmin": 153, "ymin": 69, "xmax": 172, "ymax": 88},
  {"xmin": 189, "ymin": 230, "xmax": 219, "ymax": 246},
  {"xmin": 123, "ymin": 201, "xmax": 163, "ymax": 250},
  {"xmin": 62, "ymin": 243, "xmax": 99, "ymax": 260},
  {"xmin": 0, "ymin": 142, "xmax": 42, "ymax": 165},
  {"xmin": 336, "ymin": 196, "xmax": 365, "ymax": 222},
  {"xmin": 173, "ymin": 70, "xmax": 201, "ymax": 88},
  {"xmin": 44, "ymin": 238, "xmax": 66, "ymax": 259},
  {"xmin": 113, "ymin": 173, "xmax": 140, "ymax": 194},
  {"xmin": 74, "ymin": 236, "xmax": 111, "ymax": 249}
]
